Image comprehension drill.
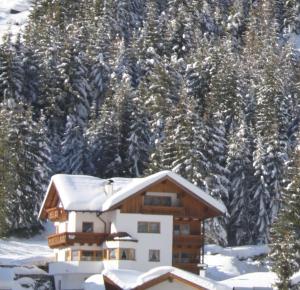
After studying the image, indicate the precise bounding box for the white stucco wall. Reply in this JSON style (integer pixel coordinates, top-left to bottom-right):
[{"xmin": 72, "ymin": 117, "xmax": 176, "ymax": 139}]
[
  {"xmin": 54, "ymin": 248, "xmax": 66, "ymax": 262},
  {"xmin": 110, "ymin": 211, "xmax": 173, "ymax": 272},
  {"xmin": 53, "ymin": 273, "xmax": 95, "ymax": 290},
  {"xmin": 49, "ymin": 261, "xmax": 104, "ymax": 275},
  {"xmin": 74, "ymin": 212, "xmax": 106, "ymax": 232},
  {"xmin": 50, "ymin": 209, "xmax": 174, "ymax": 288},
  {"xmin": 54, "ymin": 211, "xmax": 75, "ymax": 233},
  {"xmin": 68, "ymin": 211, "xmax": 76, "ymax": 232},
  {"xmin": 50, "ymin": 262, "xmax": 104, "ymax": 290}
]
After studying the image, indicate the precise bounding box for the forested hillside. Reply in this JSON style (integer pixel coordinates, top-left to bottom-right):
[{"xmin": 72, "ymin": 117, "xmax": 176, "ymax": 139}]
[{"xmin": 0, "ymin": 0, "xmax": 299, "ymax": 245}]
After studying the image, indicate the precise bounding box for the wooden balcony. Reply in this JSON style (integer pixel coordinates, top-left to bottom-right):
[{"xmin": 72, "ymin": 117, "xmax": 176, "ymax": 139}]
[
  {"xmin": 172, "ymin": 262, "xmax": 199, "ymax": 274},
  {"xmin": 46, "ymin": 207, "xmax": 68, "ymax": 222},
  {"xmin": 48, "ymin": 232, "xmax": 108, "ymax": 248},
  {"xmin": 173, "ymin": 234, "xmax": 202, "ymax": 247},
  {"xmin": 141, "ymin": 205, "xmax": 185, "ymax": 216}
]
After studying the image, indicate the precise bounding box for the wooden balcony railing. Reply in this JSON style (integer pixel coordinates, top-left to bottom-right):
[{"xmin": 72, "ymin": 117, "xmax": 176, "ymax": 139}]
[
  {"xmin": 46, "ymin": 207, "xmax": 68, "ymax": 222},
  {"xmin": 48, "ymin": 232, "xmax": 108, "ymax": 248},
  {"xmin": 172, "ymin": 262, "xmax": 199, "ymax": 274},
  {"xmin": 173, "ymin": 234, "xmax": 202, "ymax": 247},
  {"xmin": 141, "ymin": 205, "xmax": 185, "ymax": 216}
]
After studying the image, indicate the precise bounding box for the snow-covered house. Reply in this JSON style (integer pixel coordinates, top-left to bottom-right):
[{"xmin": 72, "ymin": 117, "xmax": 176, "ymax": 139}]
[{"xmin": 39, "ymin": 171, "xmax": 225, "ymax": 290}]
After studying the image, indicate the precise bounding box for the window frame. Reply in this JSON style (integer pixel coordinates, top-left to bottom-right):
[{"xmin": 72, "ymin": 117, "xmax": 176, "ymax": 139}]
[
  {"xmin": 81, "ymin": 250, "xmax": 94, "ymax": 261},
  {"xmin": 82, "ymin": 222, "xmax": 94, "ymax": 233},
  {"xmin": 138, "ymin": 221, "xmax": 160, "ymax": 233},
  {"xmin": 144, "ymin": 195, "xmax": 172, "ymax": 207},
  {"xmin": 173, "ymin": 223, "xmax": 190, "ymax": 235},
  {"xmin": 149, "ymin": 249, "xmax": 160, "ymax": 262},
  {"xmin": 107, "ymin": 248, "xmax": 136, "ymax": 261}
]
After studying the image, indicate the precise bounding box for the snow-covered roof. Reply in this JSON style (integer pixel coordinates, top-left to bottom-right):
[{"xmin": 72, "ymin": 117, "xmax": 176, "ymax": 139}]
[
  {"xmin": 39, "ymin": 170, "xmax": 226, "ymax": 218},
  {"xmin": 84, "ymin": 274, "xmax": 105, "ymax": 290},
  {"xmin": 102, "ymin": 266, "xmax": 231, "ymax": 290}
]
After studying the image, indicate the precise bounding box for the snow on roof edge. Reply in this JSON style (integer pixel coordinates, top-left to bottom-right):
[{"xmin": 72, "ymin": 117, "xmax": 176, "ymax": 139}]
[
  {"xmin": 38, "ymin": 175, "xmax": 56, "ymax": 219},
  {"xmin": 102, "ymin": 266, "xmax": 231, "ymax": 290}
]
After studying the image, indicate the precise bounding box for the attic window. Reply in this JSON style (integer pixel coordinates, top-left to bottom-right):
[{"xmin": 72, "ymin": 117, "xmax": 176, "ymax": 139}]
[
  {"xmin": 82, "ymin": 222, "xmax": 94, "ymax": 232},
  {"xmin": 144, "ymin": 196, "xmax": 172, "ymax": 206}
]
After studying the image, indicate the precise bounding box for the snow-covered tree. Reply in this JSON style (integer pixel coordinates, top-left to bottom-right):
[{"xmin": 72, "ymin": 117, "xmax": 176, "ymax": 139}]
[{"xmin": 270, "ymin": 136, "xmax": 300, "ymax": 289}]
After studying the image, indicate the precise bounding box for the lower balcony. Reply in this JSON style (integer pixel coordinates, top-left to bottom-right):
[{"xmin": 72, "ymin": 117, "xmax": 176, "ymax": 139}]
[
  {"xmin": 173, "ymin": 234, "xmax": 202, "ymax": 247},
  {"xmin": 172, "ymin": 262, "xmax": 199, "ymax": 274},
  {"xmin": 48, "ymin": 232, "xmax": 108, "ymax": 248}
]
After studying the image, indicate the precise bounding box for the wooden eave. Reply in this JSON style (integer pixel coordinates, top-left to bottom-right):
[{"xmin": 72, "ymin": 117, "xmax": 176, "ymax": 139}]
[
  {"xmin": 106, "ymin": 175, "xmax": 223, "ymax": 219},
  {"xmin": 39, "ymin": 182, "xmax": 62, "ymax": 220},
  {"xmin": 103, "ymin": 272, "xmax": 209, "ymax": 290}
]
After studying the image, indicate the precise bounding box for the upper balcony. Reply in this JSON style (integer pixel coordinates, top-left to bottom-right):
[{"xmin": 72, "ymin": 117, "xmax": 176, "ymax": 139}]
[
  {"xmin": 140, "ymin": 194, "xmax": 185, "ymax": 216},
  {"xmin": 46, "ymin": 207, "xmax": 68, "ymax": 222},
  {"xmin": 48, "ymin": 232, "xmax": 108, "ymax": 248},
  {"xmin": 141, "ymin": 205, "xmax": 185, "ymax": 215}
]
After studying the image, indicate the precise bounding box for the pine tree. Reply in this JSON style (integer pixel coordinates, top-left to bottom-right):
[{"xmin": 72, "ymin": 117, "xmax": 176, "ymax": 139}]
[
  {"xmin": 227, "ymin": 118, "xmax": 255, "ymax": 246},
  {"xmin": 142, "ymin": 56, "xmax": 181, "ymax": 174},
  {"xmin": 0, "ymin": 105, "xmax": 51, "ymax": 236},
  {"xmin": 59, "ymin": 27, "xmax": 91, "ymax": 174},
  {"xmin": 126, "ymin": 88, "xmax": 151, "ymax": 177},
  {"xmin": 0, "ymin": 34, "xmax": 25, "ymax": 107},
  {"xmin": 270, "ymin": 137, "xmax": 300, "ymax": 289}
]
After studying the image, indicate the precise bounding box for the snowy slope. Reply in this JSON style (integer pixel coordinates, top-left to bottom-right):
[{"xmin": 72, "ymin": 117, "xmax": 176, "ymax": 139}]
[
  {"xmin": 0, "ymin": 223, "xmax": 54, "ymax": 266},
  {"xmin": 205, "ymin": 244, "xmax": 270, "ymax": 281},
  {"xmin": 0, "ymin": 0, "xmax": 32, "ymax": 42}
]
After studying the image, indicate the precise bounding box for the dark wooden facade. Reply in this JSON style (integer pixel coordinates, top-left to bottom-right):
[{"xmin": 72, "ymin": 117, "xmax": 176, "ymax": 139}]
[{"xmin": 117, "ymin": 178, "xmax": 214, "ymax": 274}]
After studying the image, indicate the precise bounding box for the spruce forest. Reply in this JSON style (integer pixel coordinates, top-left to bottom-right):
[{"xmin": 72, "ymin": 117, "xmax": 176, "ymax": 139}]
[{"xmin": 0, "ymin": 0, "xmax": 299, "ymax": 247}]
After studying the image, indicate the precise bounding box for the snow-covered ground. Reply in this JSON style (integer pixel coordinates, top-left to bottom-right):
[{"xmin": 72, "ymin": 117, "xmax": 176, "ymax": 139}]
[
  {"xmin": 0, "ymin": 0, "xmax": 32, "ymax": 42},
  {"xmin": 0, "ymin": 224, "xmax": 54, "ymax": 289},
  {"xmin": 205, "ymin": 244, "xmax": 270, "ymax": 281},
  {"xmin": 0, "ymin": 223, "xmax": 54, "ymax": 266}
]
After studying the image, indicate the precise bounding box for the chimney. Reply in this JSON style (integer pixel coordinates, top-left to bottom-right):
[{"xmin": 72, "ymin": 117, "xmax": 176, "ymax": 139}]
[{"xmin": 104, "ymin": 179, "xmax": 114, "ymax": 197}]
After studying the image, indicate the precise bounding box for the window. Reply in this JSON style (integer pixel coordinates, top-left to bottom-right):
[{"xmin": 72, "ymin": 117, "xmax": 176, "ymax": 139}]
[
  {"xmin": 174, "ymin": 223, "xmax": 190, "ymax": 235},
  {"xmin": 72, "ymin": 250, "xmax": 80, "ymax": 261},
  {"xmin": 81, "ymin": 251, "xmax": 94, "ymax": 261},
  {"xmin": 138, "ymin": 222, "xmax": 160, "ymax": 233},
  {"xmin": 174, "ymin": 224, "xmax": 180, "ymax": 236},
  {"xmin": 144, "ymin": 196, "xmax": 171, "ymax": 206},
  {"xmin": 173, "ymin": 252, "xmax": 198, "ymax": 264},
  {"xmin": 95, "ymin": 251, "xmax": 103, "ymax": 261},
  {"xmin": 120, "ymin": 248, "xmax": 135, "ymax": 260},
  {"xmin": 65, "ymin": 250, "xmax": 71, "ymax": 261},
  {"xmin": 149, "ymin": 249, "xmax": 160, "ymax": 262},
  {"xmin": 107, "ymin": 248, "xmax": 135, "ymax": 260},
  {"xmin": 82, "ymin": 222, "xmax": 93, "ymax": 232},
  {"xmin": 109, "ymin": 249, "xmax": 117, "ymax": 260}
]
